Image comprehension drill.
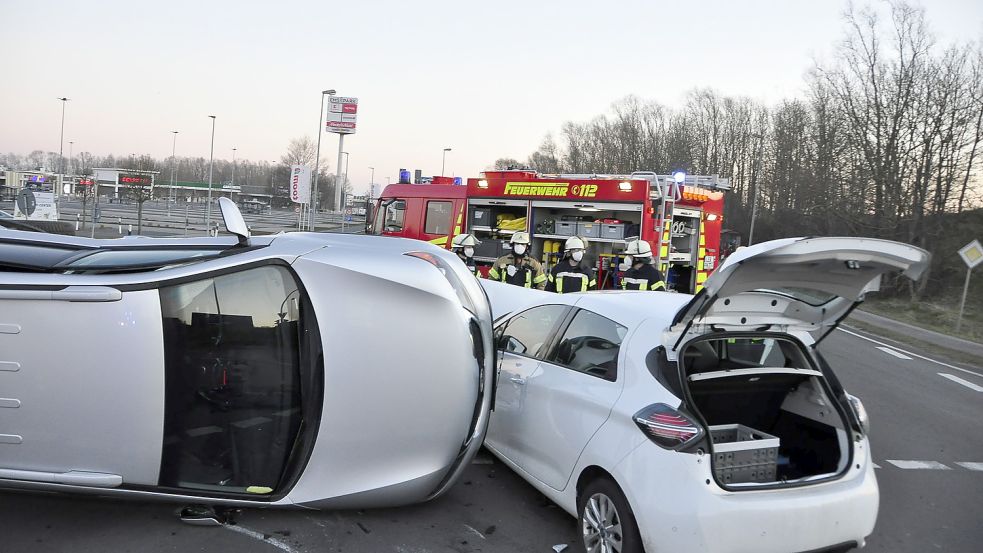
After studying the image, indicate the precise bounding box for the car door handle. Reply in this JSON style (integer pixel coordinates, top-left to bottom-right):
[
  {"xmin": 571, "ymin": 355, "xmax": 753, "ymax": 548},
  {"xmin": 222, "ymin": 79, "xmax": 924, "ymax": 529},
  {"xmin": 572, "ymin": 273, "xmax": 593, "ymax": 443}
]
[{"xmin": 509, "ymin": 376, "xmax": 526, "ymax": 385}]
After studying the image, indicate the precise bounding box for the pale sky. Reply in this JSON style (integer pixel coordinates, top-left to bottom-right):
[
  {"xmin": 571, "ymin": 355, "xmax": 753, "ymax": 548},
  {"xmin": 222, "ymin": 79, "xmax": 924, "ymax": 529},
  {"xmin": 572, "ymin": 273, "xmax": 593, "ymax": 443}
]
[{"xmin": 1, "ymin": 0, "xmax": 981, "ymax": 195}]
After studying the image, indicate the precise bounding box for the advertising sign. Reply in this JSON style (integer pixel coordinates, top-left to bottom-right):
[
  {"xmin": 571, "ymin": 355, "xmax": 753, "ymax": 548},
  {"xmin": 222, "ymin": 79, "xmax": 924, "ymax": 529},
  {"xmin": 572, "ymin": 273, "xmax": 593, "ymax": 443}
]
[
  {"xmin": 14, "ymin": 190, "xmax": 58, "ymax": 221},
  {"xmin": 327, "ymin": 96, "xmax": 358, "ymax": 134},
  {"xmin": 290, "ymin": 165, "xmax": 312, "ymax": 204}
]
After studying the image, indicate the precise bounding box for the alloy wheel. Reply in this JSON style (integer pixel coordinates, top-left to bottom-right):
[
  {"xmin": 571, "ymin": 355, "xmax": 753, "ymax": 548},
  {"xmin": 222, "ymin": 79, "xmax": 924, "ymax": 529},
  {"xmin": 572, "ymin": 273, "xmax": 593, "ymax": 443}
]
[{"xmin": 581, "ymin": 492, "xmax": 624, "ymax": 553}]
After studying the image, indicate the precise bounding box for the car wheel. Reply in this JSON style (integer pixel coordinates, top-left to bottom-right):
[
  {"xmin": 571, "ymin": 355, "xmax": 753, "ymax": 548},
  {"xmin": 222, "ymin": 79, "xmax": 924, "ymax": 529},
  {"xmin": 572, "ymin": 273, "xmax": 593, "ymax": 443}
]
[{"xmin": 578, "ymin": 477, "xmax": 643, "ymax": 553}]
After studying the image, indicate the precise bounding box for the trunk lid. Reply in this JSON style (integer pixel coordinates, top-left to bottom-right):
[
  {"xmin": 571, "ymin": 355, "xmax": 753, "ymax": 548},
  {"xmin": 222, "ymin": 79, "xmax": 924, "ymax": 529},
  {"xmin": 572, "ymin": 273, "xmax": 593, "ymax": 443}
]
[{"xmin": 670, "ymin": 237, "xmax": 930, "ymax": 345}]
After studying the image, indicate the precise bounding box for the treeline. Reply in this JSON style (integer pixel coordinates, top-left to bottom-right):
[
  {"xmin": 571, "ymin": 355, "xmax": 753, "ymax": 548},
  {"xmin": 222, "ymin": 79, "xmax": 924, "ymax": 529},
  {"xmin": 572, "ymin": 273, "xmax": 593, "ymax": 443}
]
[
  {"xmin": 502, "ymin": 2, "xmax": 983, "ymax": 305},
  {"xmin": 0, "ymin": 136, "xmax": 350, "ymax": 209}
]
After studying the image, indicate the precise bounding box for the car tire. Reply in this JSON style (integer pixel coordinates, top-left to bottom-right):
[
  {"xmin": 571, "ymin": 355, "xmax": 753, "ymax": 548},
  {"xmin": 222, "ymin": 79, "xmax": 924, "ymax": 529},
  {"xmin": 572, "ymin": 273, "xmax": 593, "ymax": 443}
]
[{"xmin": 577, "ymin": 477, "xmax": 644, "ymax": 553}]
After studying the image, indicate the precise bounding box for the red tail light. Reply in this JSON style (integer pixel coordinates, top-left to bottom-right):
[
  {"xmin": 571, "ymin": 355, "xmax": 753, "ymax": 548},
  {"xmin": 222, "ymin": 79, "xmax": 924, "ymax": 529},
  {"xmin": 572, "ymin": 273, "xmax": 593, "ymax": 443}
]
[{"xmin": 634, "ymin": 403, "xmax": 705, "ymax": 450}]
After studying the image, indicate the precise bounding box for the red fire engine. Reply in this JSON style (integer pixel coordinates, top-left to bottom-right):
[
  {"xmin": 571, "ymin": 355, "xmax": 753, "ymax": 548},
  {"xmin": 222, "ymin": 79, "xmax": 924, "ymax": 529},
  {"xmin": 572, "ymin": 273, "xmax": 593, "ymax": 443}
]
[{"xmin": 372, "ymin": 170, "xmax": 729, "ymax": 294}]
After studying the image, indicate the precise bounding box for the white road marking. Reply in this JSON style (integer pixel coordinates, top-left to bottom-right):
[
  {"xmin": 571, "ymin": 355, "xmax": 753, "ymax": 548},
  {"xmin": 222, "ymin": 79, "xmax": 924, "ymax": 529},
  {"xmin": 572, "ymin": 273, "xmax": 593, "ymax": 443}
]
[
  {"xmin": 872, "ymin": 462, "xmax": 881, "ymax": 469},
  {"xmin": 876, "ymin": 346, "xmax": 912, "ymax": 360},
  {"xmin": 464, "ymin": 524, "xmax": 486, "ymax": 540},
  {"xmin": 223, "ymin": 523, "xmax": 299, "ymax": 553},
  {"xmin": 886, "ymin": 460, "xmax": 952, "ymax": 470},
  {"xmin": 938, "ymin": 373, "xmax": 983, "ymax": 392},
  {"xmin": 232, "ymin": 417, "xmax": 273, "ymax": 429},
  {"xmin": 956, "ymin": 462, "xmax": 983, "ymax": 471},
  {"xmin": 186, "ymin": 425, "xmax": 223, "ymax": 437},
  {"xmin": 838, "ymin": 328, "xmax": 983, "ymax": 378}
]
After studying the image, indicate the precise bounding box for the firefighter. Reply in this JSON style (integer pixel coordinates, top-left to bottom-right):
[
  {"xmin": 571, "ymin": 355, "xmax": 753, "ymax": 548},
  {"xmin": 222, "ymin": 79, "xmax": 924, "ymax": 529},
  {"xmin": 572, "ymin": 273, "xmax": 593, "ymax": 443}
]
[
  {"xmin": 451, "ymin": 233, "xmax": 482, "ymax": 277},
  {"xmin": 488, "ymin": 232, "xmax": 547, "ymax": 289},
  {"xmin": 619, "ymin": 239, "xmax": 666, "ymax": 291},
  {"xmin": 547, "ymin": 236, "xmax": 597, "ymax": 293}
]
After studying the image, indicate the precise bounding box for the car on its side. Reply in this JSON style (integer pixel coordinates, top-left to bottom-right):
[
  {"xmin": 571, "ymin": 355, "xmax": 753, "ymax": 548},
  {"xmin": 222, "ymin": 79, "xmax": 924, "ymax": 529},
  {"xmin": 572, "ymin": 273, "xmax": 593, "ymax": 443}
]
[
  {"xmin": 0, "ymin": 199, "xmax": 494, "ymax": 510},
  {"xmin": 481, "ymin": 237, "xmax": 929, "ymax": 553}
]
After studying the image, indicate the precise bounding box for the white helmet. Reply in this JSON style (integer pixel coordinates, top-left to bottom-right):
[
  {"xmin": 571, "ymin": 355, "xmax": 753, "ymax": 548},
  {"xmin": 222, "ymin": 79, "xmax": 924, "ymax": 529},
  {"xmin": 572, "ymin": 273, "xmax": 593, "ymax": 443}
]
[
  {"xmin": 510, "ymin": 232, "xmax": 531, "ymax": 245},
  {"xmin": 625, "ymin": 239, "xmax": 653, "ymax": 258},
  {"xmin": 451, "ymin": 233, "xmax": 481, "ymax": 249},
  {"xmin": 564, "ymin": 235, "xmax": 587, "ymax": 252}
]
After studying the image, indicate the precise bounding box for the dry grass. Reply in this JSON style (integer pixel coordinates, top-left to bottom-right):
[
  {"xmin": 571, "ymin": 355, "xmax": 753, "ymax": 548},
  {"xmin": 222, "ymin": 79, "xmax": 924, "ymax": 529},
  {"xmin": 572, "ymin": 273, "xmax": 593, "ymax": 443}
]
[{"xmin": 861, "ymin": 295, "xmax": 982, "ymax": 344}]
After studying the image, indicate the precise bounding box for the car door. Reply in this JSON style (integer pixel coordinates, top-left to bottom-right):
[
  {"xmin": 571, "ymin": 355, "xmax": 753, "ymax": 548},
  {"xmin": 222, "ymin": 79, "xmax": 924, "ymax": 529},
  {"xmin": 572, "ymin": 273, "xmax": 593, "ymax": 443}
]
[
  {"xmin": 509, "ymin": 308, "xmax": 628, "ymax": 491},
  {"xmin": 486, "ymin": 304, "xmax": 569, "ymax": 462},
  {"xmin": 0, "ymin": 285, "xmax": 165, "ymax": 488}
]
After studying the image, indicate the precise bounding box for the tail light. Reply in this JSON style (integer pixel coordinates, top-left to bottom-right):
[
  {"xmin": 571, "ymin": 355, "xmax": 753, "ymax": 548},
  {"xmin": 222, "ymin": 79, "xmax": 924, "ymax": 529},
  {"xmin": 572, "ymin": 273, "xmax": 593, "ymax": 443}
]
[
  {"xmin": 634, "ymin": 403, "xmax": 705, "ymax": 451},
  {"xmin": 405, "ymin": 251, "xmax": 477, "ymax": 315}
]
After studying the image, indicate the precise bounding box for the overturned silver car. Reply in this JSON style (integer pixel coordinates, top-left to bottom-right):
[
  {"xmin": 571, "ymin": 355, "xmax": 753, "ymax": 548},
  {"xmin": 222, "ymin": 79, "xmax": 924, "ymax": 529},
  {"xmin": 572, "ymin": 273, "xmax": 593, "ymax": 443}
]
[{"xmin": 0, "ymin": 200, "xmax": 494, "ymax": 509}]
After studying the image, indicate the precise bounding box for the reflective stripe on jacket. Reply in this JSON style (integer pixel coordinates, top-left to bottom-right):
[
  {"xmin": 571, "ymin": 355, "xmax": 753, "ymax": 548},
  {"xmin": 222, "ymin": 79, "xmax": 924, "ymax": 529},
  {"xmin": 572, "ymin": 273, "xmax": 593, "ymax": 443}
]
[
  {"xmin": 547, "ymin": 263, "xmax": 596, "ymax": 293},
  {"xmin": 621, "ymin": 264, "xmax": 666, "ymax": 291},
  {"xmin": 488, "ymin": 255, "xmax": 546, "ymax": 289}
]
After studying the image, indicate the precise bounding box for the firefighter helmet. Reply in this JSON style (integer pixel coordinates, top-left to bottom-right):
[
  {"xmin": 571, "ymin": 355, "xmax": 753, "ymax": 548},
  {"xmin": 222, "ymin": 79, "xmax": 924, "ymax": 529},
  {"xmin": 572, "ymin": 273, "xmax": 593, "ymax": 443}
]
[
  {"xmin": 625, "ymin": 239, "xmax": 653, "ymax": 258},
  {"xmin": 564, "ymin": 236, "xmax": 587, "ymax": 252},
  {"xmin": 510, "ymin": 232, "xmax": 531, "ymax": 245},
  {"xmin": 451, "ymin": 233, "xmax": 481, "ymax": 250}
]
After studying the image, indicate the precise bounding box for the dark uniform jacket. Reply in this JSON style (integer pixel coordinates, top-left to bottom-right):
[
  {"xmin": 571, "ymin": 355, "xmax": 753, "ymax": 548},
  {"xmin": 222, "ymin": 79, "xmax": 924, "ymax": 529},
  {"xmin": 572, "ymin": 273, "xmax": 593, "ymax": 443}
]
[
  {"xmin": 621, "ymin": 263, "xmax": 666, "ymax": 291},
  {"xmin": 546, "ymin": 261, "xmax": 597, "ymax": 293},
  {"xmin": 488, "ymin": 254, "xmax": 547, "ymax": 289}
]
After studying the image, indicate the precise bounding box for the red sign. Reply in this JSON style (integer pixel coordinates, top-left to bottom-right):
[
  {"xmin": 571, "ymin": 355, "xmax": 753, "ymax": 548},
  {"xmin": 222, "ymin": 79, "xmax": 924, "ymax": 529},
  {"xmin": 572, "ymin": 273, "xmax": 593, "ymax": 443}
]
[
  {"xmin": 327, "ymin": 121, "xmax": 356, "ymax": 130},
  {"xmin": 78, "ymin": 178, "xmax": 94, "ymax": 186},
  {"xmin": 342, "ymin": 104, "xmax": 357, "ymax": 114}
]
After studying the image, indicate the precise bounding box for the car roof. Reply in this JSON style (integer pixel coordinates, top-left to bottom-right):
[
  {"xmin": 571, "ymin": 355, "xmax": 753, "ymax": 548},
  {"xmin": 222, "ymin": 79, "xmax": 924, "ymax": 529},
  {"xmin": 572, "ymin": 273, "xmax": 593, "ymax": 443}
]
[{"xmin": 569, "ymin": 290, "xmax": 694, "ymax": 329}]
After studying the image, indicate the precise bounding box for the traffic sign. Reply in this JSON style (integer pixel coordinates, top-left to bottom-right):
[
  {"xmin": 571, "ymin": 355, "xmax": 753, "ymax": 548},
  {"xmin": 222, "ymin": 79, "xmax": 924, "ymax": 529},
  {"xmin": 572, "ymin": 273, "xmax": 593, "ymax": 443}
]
[{"xmin": 958, "ymin": 239, "xmax": 983, "ymax": 269}]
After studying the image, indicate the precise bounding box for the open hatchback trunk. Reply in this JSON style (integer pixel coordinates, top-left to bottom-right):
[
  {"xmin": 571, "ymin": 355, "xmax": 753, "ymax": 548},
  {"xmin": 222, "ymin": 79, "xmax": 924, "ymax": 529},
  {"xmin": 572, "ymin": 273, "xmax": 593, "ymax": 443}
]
[{"xmin": 668, "ymin": 237, "xmax": 930, "ymax": 489}]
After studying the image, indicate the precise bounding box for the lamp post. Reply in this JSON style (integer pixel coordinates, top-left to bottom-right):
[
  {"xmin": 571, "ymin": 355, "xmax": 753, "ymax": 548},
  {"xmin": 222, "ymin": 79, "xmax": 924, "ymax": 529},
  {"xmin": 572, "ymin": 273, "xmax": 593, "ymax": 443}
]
[
  {"xmin": 169, "ymin": 131, "xmax": 178, "ymax": 215},
  {"xmin": 206, "ymin": 115, "xmax": 216, "ymax": 235},
  {"xmin": 311, "ymin": 89, "xmax": 336, "ymax": 231},
  {"xmin": 56, "ymin": 97, "xmax": 70, "ymax": 197},
  {"xmin": 441, "ymin": 147, "xmax": 452, "ymax": 176},
  {"xmin": 368, "ymin": 166, "xmax": 375, "ymax": 199},
  {"xmin": 231, "ymin": 147, "xmax": 237, "ymax": 203}
]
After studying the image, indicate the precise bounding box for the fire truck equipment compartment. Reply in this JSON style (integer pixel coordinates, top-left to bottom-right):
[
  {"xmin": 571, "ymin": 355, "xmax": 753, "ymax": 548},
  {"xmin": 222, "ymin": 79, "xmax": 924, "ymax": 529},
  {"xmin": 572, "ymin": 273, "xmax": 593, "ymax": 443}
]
[
  {"xmin": 577, "ymin": 222, "xmax": 600, "ymax": 238},
  {"xmin": 555, "ymin": 221, "xmax": 578, "ymax": 236},
  {"xmin": 601, "ymin": 223, "xmax": 625, "ymax": 240}
]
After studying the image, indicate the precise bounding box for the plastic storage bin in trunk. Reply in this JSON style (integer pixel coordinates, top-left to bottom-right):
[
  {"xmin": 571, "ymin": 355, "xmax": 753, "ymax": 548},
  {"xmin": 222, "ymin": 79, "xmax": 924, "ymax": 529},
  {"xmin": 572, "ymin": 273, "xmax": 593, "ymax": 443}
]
[{"xmin": 710, "ymin": 424, "xmax": 779, "ymax": 484}]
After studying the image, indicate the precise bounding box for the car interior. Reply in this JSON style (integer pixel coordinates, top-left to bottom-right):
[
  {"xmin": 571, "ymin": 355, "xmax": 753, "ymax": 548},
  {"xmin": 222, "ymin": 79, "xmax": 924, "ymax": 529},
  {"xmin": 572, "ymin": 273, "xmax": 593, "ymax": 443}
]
[{"xmin": 681, "ymin": 336, "xmax": 848, "ymax": 485}]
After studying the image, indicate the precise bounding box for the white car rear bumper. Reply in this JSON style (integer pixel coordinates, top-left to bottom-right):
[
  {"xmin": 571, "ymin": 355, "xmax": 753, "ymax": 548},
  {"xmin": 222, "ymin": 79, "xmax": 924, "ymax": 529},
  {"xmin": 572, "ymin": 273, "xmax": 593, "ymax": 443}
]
[{"xmin": 615, "ymin": 440, "xmax": 879, "ymax": 553}]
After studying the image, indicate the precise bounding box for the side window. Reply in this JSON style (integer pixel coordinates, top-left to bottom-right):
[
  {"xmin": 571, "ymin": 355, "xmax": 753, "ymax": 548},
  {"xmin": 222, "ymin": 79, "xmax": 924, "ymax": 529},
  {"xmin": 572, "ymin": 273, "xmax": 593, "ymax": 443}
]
[
  {"xmin": 158, "ymin": 264, "xmax": 304, "ymax": 494},
  {"xmin": 498, "ymin": 305, "xmax": 568, "ymax": 358},
  {"xmin": 384, "ymin": 199, "xmax": 405, "ymax": 232},
  {"xmin": 547, "ymin": 309, "xmax": 627, "ymax": 381},
  {"xmin": 424, "ymin": 201, "xmax": 453, "ymax": 235}
]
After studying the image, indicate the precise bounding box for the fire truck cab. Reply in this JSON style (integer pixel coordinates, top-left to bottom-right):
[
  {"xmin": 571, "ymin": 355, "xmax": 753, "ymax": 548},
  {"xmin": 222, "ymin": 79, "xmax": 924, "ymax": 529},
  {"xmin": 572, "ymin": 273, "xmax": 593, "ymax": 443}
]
[{"xmin": 373, "ymin": 170, "xmax": 728, "ymax": 294}]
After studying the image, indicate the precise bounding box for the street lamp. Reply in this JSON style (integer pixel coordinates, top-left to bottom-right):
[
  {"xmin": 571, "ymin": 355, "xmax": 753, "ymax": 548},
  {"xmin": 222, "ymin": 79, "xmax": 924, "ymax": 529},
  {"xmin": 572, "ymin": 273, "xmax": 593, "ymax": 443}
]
[
  {"xmin": 232, "ymin": 147, "xmax": 237, "ymax": 202},
  {"xmin": 368, "ymin": 166, "xmax": 375, "ymax": 199},
  {"xmin": 311, "ymin": 88, "xmax": 336, "ymax": 231},
  {"xmin": 56, "ymin": 97, "xmax": 70, "ymax": 196},
  {"xmin": 441, "ymin": 147, "xmax": 452, "ymax": 176},
  {"xmin": 170, "ymin": 131, "xmax": 178, "ymax": 214},
  {"xmin": 206, "ymin": 115, "xmax": 216, "ymax": 235}
]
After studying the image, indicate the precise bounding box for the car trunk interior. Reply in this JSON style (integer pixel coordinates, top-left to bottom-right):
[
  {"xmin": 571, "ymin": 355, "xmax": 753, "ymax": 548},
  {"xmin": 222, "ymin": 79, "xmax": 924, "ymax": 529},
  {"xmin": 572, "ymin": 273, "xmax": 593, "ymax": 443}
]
[{"xmin": 681, "ymin": 335, "xmax": 850, "ymax": 488}]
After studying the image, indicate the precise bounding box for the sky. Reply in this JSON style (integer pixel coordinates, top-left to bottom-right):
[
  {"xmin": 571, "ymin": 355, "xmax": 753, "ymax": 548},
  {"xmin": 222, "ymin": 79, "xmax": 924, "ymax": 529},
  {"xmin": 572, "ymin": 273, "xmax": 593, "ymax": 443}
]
[{"xmin": 1, "ymin": 0, "xmax": 981, "ymax": 196}]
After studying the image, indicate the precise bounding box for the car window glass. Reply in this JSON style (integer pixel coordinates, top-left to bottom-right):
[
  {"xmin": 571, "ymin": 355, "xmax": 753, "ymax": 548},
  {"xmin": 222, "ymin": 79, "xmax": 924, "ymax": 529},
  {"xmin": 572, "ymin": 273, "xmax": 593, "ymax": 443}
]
[
  {"xmin": 158, "ymin": 264, "xmax": 303, "ymax": 494},
  {"xmin": 499, "ymin": 305, "xmax": 567, "ymax": 358},
  {"xmin": 424, "ymin": 201, "xmax": 452, "ymax": 234},
  {"xmin": 547, "ymin": 309, "xmax": 626, "ymax": 381},
  {"xmin": 384, "ymin": 200, "xmax": 405, "ymax": 232},
  {"xmin": 724, "ymin": 337, "xmax": 787, "ymax": 367}
]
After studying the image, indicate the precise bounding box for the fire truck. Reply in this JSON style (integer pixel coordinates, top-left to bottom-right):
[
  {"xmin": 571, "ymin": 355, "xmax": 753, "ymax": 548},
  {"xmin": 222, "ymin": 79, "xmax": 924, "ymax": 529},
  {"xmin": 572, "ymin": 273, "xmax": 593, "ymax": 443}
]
[{"xmin": 372, "ymin": 170, "xmax": 729, "ymax": 294}]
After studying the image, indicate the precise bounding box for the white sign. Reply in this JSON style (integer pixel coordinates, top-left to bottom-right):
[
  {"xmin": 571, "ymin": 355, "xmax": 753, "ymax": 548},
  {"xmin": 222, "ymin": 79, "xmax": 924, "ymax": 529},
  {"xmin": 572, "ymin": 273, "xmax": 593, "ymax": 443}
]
[
  {"xmin": 14, "ymin": 191, "xmax": 58, "ymax": 221},
  {"xmin": 289, "ymin": 165, "xmax": 311, "ymax": 204},
  {"xmin": 327, "ymin": 96, "xmax": 358, "ymax": 134},
  {"xmin": 958, "ymin": 239, "xmax": 983, "ymax": 269}
]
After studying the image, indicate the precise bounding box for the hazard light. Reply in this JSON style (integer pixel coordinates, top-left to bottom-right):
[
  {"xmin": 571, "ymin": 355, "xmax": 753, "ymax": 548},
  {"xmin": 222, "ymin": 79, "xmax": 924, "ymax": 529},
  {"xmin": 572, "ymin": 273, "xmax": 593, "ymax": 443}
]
[
  {"xmin": 673, "ymin": 171, "xmax": 686, "ymax": 184},
  {"xmin": 706, "ymin": 213, "xmax": 719, "ymax": 221},
  {"xmin": 477, "ymin": 179, "xmax": 489, "ymax": 189},
  {"xmin": 618, "ymin": 181, "xmax": 632, "ymax": 192}
]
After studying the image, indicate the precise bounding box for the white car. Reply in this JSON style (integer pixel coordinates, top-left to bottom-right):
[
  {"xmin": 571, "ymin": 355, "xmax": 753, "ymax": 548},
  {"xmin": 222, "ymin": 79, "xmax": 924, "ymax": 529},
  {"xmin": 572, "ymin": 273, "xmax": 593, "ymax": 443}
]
[{"xmin": 482, "ymin": 237, "xmax": 929, "ymax": 553}]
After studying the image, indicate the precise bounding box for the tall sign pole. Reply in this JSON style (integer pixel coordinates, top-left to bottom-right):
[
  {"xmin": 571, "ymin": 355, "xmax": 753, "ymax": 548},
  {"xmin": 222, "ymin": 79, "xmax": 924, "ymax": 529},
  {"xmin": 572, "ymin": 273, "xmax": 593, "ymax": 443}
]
[
  {"xmin": 956, "ymin": 239, "xmax": 982, "ymax": 333},
  {"xmin": 327, "ymin": 95, "xmax": 358, "ymax": 230}
]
